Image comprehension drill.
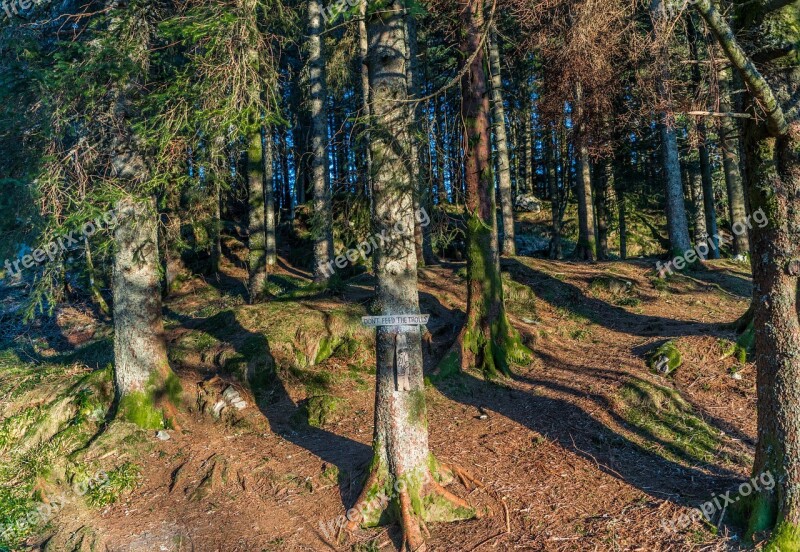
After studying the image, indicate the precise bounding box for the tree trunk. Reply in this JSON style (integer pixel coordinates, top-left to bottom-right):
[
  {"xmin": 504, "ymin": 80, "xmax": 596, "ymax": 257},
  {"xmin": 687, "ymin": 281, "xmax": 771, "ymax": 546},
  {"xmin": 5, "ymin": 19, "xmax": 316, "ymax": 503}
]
[
  {"xmin": 595, "ymin": 161, "xmax": 611, "ymax": 261},
  {"xmin": 113, "ymin": 196, "xmax": 178, "ymax": 429},
  {"xmin": 522, "ymin": 90, "xmax": 533, "ymax": 195},
  {"xmin": 719, "ymin": 69, "xmax": 750, "ymax": 257},
  {"xmin": 688, "ymin": 157, "xmax": 708, "ymax": 249},
  {"xmin": 248, "ymin": 129, "xmax": 267, "ymax": 302},
  {"xmin": 345, "ymin": 5, "xmax": 476, "ymax": 548},
  {"xmin": 546, "ymin": 126, "xmax": 563, "ymax": 259},
  {"xmin": 573, "ymin": 82, "xmax": 597, "ymax": 261},
  {"xmin": 650, "ymin": 0, "xmax": 692, "ymax": 257},
  {"xmin": 688, "ymin": 16, "xmax": 720, "ymax": 258},
  {"xmin": 693, "ymin": 0, "xmax": 800, "ymax": 543},
  {"xmin": 443, "ymin": 0, "xmax": 531, "ymax": 379},
  {"xmin": 308, "ymin": 0, "xmax": 334, "ymax": 282},
  {"xmin": 615, "ymin": 157, "xmax": 628, "ymax": 259},
  {"xmin": 358, "ymin": 0, "xmax": 372, "ymax": 198},
  {"xmin": 488, "ymin": 26, "xmax": 515, "ymax": 256}
]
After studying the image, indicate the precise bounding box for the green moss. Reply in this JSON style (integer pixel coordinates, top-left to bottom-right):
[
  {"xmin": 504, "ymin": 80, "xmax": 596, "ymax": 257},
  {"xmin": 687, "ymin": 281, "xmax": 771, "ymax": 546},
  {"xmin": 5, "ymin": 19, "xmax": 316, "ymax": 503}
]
[
  {"xmin": 85, "ymin": 462, "xmax": 141, "ymax": 508},
  {"xmin": 619, "ymin": 379, "xmax": 732, "ymax": 465},
  {"xmin": 300, "ymin": 395, "xmax": 342, "ymax": 428},
  {"xmin": 433, "ymin": 351, "xmax": 460, "ymax": 380},
  {"xmin": 407, "ymin": 389, "xmax": 427, "ymax": 426},
  {"xmin": 735, "ymin": 321, "xmax": 755, "ymax": 365},
  {"xmin": 119, "ymin": 392, "xmax": 164, "ymax": 429},
  {"xmin": 764, "ymin": 520, "xmax": 800, "ymax": 551},
  {"xmin": 744, "ymin": 492, "xmax": 778, "ymax": 542},
  {"xmin": 647, "ymin": 341, "xmax": 682, "ymax": 375}
]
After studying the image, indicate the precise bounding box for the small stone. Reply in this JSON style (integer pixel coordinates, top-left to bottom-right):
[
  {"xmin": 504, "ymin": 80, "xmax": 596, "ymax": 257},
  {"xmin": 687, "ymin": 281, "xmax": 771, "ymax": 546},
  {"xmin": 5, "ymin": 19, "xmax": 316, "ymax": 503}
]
[
  {"xmin": 156, "ymin": 430, "xmax": 170, "ymax": 441},
  {"xmin": 212, "ymin": 400, "xmax": 226, "ymax": 418},
  {"xmin": 731, "ymin": 372, "xmax": 743, "ymax": 380}
]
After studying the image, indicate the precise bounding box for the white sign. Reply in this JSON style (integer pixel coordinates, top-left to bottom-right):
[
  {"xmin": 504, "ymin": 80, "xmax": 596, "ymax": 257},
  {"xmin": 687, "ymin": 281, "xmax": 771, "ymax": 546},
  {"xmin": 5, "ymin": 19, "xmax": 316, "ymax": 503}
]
[{"xmin": 361, "ymin": 314, "xmax": 430, "ymax": 327}]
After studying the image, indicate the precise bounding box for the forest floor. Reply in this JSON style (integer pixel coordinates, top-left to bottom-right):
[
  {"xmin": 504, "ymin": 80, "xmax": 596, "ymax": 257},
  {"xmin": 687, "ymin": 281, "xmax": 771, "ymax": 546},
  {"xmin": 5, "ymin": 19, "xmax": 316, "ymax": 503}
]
[{"xmin": 0, "ymin": 217, "xmax": 760, "ymax": 551}]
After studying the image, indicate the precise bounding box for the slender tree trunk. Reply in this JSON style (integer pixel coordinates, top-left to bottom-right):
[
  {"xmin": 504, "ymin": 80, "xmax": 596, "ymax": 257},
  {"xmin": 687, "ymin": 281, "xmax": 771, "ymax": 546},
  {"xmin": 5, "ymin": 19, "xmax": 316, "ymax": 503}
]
[
  {"xmin": 595, "ymin": 161, "xmax": 611, "ymax": 261},
  {"xmin": 248, "ymin": 128, "xmax": 267, "ymax": 302},
  {"xmin": 522, "ymin": 90, "xmax": 533, "ymax": 195},
  {"xmin": 615, "ymin": 156, "xmax": 628, "ymax": 259},
  {"xmin": 573, "ymin": 81, "xmax": 597, "ymax": 260},
  {"xmin": 404, "ymin": 9, "xmax": 436, "ymax": 266},
  {"xmin": 444, "ymin": 0, "xmax": 530, "ymax": 379},
  {"xmin": 689, "ymin": 157, "xmax": 708, "ymax": 249},
  {"xmin": 264, "ymin": 128, "xmax": 276, "ymax": 270},
  {"xmin": 650, "ymin": 0, "xmax": 692, "ymax": 257},
  {"xmin": 308, "ymin": 0, "xmax": 334, "ymax": 282},
  {"xmin": 358, "ymin": 0, "xmax": 372, "ymax": 198},
  {"xmin": 488, "ymin": 26, "xmax": 515, "ymax": 256},
  {"xmin": 114, "ymin": 196, "xmax": 177, "ymax": 428},
  {"xmin": 546, "ymin": 126, "xmax": 563, "ymax": 259},
  {"xmin": 719, "ymin": 69, "xmax": 750, "ymax": 257},
  {"xmin": 687, "ymin": 16, "xmax": 720, "ymax": 258},
  {"xmin": 345, "ymin": 5, "xmax": 475, "ymax": 548}
]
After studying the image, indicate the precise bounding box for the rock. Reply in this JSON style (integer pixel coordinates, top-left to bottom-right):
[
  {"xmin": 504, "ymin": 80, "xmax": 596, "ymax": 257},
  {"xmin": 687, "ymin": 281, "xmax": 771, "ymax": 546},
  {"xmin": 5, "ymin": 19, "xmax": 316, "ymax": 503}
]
[
  {"xmin": 156, "ymin": 430, "xmax": 171, "ymax": 441},
  {"xmin": 514, "ymin": 194, "xmax": 542, "ymax": 213},
  {"xmin": 647, "ymin": 341, "xmax": 682, "ymax": 376},
  {"xmin": 731, "ymin": 371, "xmax": 743, "ymax": 380},
  {"xmin": 222, "ymin": 386, "xmax": 247, "ymax": 410}
]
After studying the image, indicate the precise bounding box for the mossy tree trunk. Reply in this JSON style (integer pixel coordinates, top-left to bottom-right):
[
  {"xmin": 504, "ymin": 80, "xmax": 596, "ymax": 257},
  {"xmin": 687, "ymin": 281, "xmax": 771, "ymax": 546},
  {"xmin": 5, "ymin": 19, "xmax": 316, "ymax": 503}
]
[
  {"xmin": 248, "ymin": 128, "xmax": 267, "ymax": 302},
  {"xmin": 488, "ymin": 26, "xmax": 516, "ymax": 257},
  {"xmin": 308, "ymin": 0, "xmax": 334, "ymax": 283},
  {"xmin": 345, "ymin": 4, "xmax": 476, "ymax": 549},
  {"xmin": 694, "ymin": 0, "xmax": 800, "ymax": 545},
  {"xmin": 113, "ymin": 196, "xmax": 179, "ymax": 429},
  {"xmin": 446, "ymin": 0, "xmax": 531, "ymax": 379}
]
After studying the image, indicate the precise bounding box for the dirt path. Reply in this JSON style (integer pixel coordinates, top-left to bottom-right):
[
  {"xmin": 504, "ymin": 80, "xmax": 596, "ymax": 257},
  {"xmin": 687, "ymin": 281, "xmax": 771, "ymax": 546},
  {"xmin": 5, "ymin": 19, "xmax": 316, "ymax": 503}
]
[{"xmin": 74, "ymin": 256, "xmax": 755, "ymax": 551}]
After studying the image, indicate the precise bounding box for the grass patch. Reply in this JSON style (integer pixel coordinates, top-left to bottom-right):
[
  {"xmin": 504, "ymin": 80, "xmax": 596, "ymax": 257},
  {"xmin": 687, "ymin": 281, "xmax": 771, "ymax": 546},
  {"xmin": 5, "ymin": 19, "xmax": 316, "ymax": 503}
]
[{"xmin": 618, "ymin": 379, "xmax": 728, "ymax": 465}]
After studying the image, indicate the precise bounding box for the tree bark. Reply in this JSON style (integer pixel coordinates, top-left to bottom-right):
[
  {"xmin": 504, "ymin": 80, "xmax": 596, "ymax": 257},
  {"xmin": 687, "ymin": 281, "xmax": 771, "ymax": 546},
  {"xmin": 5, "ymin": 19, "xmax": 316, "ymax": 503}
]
[
  {"xmin": 345, "ymin": 4, "xmax": 475, "ymax": 548},
  {"xmin": 650, "ymin": 0, "xmax": 692, "ymax": 257},
  {"xmin": 488, "ymin": 26, "xmax": 516, "ymax": 256},
  {"xmin": 697, "ymin": 0, "xmax": 800, "ymax": 543},
  {"xmin": 573, "ymin": 81, "xmax": 597, "ymax": 261},
  {"xmin": 113, "ymin": 196, "xmax": 177, "ymax": 428},
  {"xmin": 248, "ymin": 129, "xmax": 267, "ymax": 302},
  {"xmin": 443, "ymin": 0, "xmax": 531, "ymax": 379},
  {"xmin": 308, "ymin": 0, "xmax": 334, "ymax": 282},
  {"xmin": 719, "ymin": 68, "xmax": 750, "ymax": 257}
]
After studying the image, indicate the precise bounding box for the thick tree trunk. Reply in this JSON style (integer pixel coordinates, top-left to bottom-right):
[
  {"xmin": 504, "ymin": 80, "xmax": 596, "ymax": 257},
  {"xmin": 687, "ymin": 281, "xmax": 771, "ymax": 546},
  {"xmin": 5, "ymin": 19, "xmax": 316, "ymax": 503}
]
[
  {"xmin": 573, "ymin": 82, "xmax": 597, "ymax": 261},
  {"xmin": 345, "ymin": 5, "xmax": 475, "ymax": 548},
  {"xmin": 694, "ymin": 0, "xmax": 800, "ymax": 543},
  {"xmin": 746, "ymin": 121, "xmax": 800, "ymax": 545},
  {"xmin": 308, "ymin": 0, "xmax": 333, "ymax": 282},
  {"xmin": 488, "ymin": 26, "xmax": 515, "ymax": 256},
  {"xmin": 650, "ymin": 0, "xmax": 692, "ymax": 257},
  {"xmin": 443, "ymin": 0, "xmax": 530, "ymax": 379},
  {"xmin": 113, "ymin": 196, "xmax": 177, "ymax": 428}
]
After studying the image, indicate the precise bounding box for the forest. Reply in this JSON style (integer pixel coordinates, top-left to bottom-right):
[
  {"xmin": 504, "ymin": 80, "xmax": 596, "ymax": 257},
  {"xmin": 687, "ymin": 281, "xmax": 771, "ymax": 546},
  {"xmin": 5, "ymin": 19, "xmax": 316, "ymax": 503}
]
[{"xmin": 0, "ymin": 0, "xmax": 798, "ymax": 549}]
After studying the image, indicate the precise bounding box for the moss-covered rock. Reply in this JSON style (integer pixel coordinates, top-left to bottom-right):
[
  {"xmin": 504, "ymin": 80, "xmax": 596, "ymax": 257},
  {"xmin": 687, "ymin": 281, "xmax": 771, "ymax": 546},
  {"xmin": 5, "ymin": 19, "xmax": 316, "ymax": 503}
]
[{"xmin": 647, "ymin": 341, "xmax": 682, "ymax": 376}]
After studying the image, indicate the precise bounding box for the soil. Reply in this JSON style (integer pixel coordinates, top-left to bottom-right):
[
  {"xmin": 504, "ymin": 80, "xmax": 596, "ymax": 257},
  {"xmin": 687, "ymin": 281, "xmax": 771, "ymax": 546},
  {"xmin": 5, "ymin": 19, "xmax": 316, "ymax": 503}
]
[{"xmin": 19, "ymin": 244, "xmax": 759, "ymax": 551}]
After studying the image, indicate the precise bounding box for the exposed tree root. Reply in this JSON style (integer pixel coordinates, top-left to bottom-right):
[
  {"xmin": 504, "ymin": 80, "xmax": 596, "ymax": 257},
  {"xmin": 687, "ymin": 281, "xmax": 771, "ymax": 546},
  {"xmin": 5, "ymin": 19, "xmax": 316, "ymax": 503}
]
[
  {"xmin": 345, "ymin": 462, "xmax": 477, "ymax": 551},
  {"xmin": 439, "ymin": 462, "xmax": 484, "ymax": 491}
]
